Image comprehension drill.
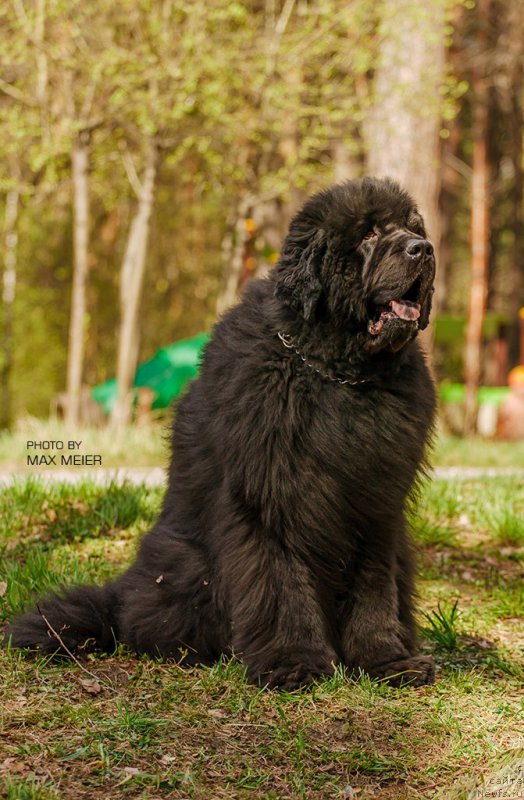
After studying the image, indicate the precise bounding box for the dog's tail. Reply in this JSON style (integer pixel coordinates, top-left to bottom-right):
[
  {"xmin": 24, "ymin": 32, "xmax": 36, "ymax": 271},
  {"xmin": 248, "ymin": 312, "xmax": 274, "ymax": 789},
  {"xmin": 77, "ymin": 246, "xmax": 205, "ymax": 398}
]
[{"xmin": 5, "ymin": 582, "xmax": 119, "ymax": 656}]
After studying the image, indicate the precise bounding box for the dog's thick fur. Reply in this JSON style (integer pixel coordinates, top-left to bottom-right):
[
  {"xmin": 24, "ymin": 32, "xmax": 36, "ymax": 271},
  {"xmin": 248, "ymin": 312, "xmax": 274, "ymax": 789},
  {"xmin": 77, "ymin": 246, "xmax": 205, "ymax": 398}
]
[{"xmin": 9, "ymin": 178, "xmax": 437, "ymax": 689}]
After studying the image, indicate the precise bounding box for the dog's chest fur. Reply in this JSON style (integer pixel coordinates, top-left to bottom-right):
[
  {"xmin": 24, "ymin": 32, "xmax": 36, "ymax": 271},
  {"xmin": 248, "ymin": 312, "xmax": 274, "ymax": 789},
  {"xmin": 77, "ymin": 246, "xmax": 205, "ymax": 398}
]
[
  {"xmin": 194, "ymin": 311, "xmax": 435, "ymax": 557},
  {"xmin": 265, "ymin": 353, "xmax": 433, "ymax": 532}
]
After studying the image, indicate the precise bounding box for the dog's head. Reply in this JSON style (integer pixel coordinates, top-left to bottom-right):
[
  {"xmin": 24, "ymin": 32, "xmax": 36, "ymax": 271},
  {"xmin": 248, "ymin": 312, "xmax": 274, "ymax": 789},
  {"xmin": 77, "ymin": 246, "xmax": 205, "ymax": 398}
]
[{"xmin": 274, "ymin": 177, "xmax": 436, "ymax": 354}]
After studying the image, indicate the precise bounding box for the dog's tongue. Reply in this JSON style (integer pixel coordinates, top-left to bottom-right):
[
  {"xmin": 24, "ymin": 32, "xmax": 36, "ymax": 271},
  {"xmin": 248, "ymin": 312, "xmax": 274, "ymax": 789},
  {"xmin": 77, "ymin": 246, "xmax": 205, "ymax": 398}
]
[{"xmin": 389, "ymin": 299, "xmax": 421, "ymax": 321}]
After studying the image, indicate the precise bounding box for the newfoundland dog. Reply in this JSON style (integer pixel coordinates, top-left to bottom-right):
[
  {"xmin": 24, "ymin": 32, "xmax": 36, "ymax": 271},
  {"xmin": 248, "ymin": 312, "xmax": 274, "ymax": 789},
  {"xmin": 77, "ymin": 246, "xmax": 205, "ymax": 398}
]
[{"xmin": 9, "ymin": 177, "xmax": 437, "ymax": 689}]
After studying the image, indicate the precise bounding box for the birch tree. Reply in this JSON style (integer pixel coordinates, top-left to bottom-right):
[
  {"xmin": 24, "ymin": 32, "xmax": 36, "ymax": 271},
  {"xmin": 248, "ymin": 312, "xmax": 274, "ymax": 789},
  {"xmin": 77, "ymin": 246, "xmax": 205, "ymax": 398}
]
[
  {"xmin": 107, "ymin": 0, "xmax": 237, "ymax": 428},
  {"xmin": 66, "ymin": 132, "xmax": 90, "ymax": 427},
  {"xmin": 12, "ymin": 0, "xmax": 108, "ymax": 426},
  {"xmin": 53, "ymin": 5, "xmax": 100, "ymax": 428},
  {"xmin": 111, "ymin": 138, "xmax": 158, "ymax": 429},
  {"xmin": 0, "ymin": 164, "xmax": 20, "ymax": 430},
  {"xmin": 0, "ymin": 5, "xmax": 44, "ymax": 428}
]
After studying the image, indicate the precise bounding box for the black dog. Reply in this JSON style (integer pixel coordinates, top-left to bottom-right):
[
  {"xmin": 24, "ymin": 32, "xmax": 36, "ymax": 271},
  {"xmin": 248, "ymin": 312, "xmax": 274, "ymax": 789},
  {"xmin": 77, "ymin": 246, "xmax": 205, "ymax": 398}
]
[{"xmin": 9, "ymin": 177, "xmax": 437, "ymax": 690}]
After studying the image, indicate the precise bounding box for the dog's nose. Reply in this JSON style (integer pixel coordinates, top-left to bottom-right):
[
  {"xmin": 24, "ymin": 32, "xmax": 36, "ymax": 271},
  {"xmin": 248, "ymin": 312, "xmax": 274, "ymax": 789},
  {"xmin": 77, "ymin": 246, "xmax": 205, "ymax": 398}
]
[{"xmin": 405, "ymin": 239, "xmax": 434, "ymax": 259}]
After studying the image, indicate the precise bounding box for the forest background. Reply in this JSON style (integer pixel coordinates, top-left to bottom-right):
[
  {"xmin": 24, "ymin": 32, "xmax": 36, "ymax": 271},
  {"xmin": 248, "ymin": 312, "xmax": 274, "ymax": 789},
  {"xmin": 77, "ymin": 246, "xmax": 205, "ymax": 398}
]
[{"xmin": 0, "ymin": 0, "xmax": 522, "ymax": 433}]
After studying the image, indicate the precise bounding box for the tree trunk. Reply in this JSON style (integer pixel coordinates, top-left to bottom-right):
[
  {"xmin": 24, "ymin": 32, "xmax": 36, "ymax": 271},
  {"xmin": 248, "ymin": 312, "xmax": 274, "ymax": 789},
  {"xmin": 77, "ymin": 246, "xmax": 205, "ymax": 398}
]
[
  {"xmin": 0, "ymin": 175, "xmax": 20, "ymax": 430},
  {"xmin": 366, "ymin": 0, "xmax": 445, "ymax": 355},
  {"xmin": 366, "ymin": 0, "xmax": 445, "ymax": 243},
  {"xmin": 332, "ymin": 139, "xmax": 358, "ymax": 184},
  {"xmin": 463, "ymin": 2, "xmax": 490, "ymax": 435},
  {"xmin": 438, "ymin": 116, "xmax": 464, "ymax": 313},
  {"xmin": 506, "ymin": 6, "xmax": 524, "ymax": 369},
  {"xmin": 216, "ymin": 195, "xmax": 252, "ymax": 317},
  {"xmin": 111, "ymin": 140, "xmax": 158, "ymax": 431},
  {"xmin": 35, "ymin": 0, "xmax": 49, "ymax": 141},
  {"xmin": 65, "ymin": 133, "xmax": 90, "ymax": 428}
]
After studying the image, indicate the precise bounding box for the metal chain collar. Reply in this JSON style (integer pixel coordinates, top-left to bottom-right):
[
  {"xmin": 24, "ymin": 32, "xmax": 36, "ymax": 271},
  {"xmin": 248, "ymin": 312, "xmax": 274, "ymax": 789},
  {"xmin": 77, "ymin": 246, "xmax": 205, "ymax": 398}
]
[{"xmin": 277, "ymin": 331, "xmax": 370, "ymax": 386}]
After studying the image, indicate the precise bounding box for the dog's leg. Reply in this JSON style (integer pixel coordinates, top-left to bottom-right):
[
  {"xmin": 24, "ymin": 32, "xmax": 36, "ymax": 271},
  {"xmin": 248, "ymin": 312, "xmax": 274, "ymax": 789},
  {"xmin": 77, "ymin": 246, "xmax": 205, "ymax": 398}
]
[
  {"xmin": 115, "ymin": 527, "xmax": 225, "ymax": 664},
  {"xmin": 395, "ymin": 529, "xmax": 419, "ymax": 654},
  {"xmin": 219, "ymin": 527, "xmax": 338, "ymax": 690},
  {"xmin": 340, "ymin": 530, "xmax": 434, "ymax": 687}
]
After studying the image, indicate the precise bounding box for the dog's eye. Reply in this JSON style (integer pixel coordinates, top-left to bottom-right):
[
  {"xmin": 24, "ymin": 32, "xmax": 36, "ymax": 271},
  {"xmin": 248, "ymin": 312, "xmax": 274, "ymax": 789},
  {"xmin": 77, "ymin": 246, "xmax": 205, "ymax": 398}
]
[{"xmin": 362, "ymin": 230, "xmax": 378, "ymax": 241}]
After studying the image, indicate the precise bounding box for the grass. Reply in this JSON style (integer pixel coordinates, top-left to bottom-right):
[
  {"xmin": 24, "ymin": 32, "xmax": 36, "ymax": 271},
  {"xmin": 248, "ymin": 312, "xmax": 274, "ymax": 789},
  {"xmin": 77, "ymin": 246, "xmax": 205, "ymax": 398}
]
[
  {"xmin": 432, "ymin": 433, "xmax": 524, "ymax": 470},
  {"xmin": 0, "ymin": 474, "xmax": 523, "ymax": 799},
  {"xmin": 421, "ymin": 601, "xmax": 461, "ymax": 652}
]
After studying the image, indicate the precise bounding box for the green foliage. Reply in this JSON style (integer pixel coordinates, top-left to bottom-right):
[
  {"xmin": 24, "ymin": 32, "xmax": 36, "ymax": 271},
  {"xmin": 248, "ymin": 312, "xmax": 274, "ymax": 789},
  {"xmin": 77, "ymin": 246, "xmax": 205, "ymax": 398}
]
[
  {"xmin": 422, "ymin": 600, "xmax": 461, "ymax": 651},
  {"xmin": 0, "ymin": 0, "xmax": 512, "ymax": 415},
  {"xmin": 0, "ymin": 0, "xmax": 383, "ymax": 415}
]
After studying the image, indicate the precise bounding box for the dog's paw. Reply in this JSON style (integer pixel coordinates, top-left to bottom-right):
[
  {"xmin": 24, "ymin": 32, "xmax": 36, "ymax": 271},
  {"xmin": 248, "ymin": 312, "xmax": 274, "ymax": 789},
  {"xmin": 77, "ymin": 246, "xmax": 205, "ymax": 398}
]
[
  {"xmin": 255, "ymin": 653, "xmax": 335, "ymax": 691},
  {"xmin": 369, "ymin": 655, "xmax": 435, "ymax": 687}
]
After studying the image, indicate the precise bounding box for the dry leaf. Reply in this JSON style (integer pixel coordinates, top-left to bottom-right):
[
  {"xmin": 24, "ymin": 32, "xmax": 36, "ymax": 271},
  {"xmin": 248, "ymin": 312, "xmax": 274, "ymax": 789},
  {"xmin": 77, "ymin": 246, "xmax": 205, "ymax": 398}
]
[
  {"xmin": 208, "ymin": 708, "xmax": 228, "ymax": 718},
  {"xmin": 71, "ymin": 500, "xmax": 89, "ymax": 513},
  {"xmin": 78, "ymin": 677, "xmax": 102, "ymax": 695},
  {"xmin": 0, "ymin": 581, "xmax": 7, "ymax": 598},
  {"xmin": 14, "ymin": 695, "xmax": 27, "ymax": 706},
  {"xmin": 0, "ymin": 757, "xmax": 27, "ymax": 774},
  {"xmin": 115, "ymin": 766, "xmax": 141, "ymax": 787},
  {"xmin": 160, "ymin": 754, "xmax": 177, "ymax": 765}
]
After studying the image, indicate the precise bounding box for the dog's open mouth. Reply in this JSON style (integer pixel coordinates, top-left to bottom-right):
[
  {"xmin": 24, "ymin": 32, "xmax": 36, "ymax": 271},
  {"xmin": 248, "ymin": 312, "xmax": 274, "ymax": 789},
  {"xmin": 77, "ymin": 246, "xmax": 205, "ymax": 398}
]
[
  {"xmin": 367, "ymin": 299, "xmax": 421, "ymax": 335},
  {"xmin": 367, "ymin": 277, "xmax": 422, "ymax": 336}
]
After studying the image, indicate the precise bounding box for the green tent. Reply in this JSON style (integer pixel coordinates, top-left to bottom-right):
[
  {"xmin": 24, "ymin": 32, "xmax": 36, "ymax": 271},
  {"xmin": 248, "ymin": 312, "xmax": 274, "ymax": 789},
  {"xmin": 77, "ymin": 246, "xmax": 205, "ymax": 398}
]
[{"xmin": 92, "ymin": 332, "xmax": 210, "ymax": 415}]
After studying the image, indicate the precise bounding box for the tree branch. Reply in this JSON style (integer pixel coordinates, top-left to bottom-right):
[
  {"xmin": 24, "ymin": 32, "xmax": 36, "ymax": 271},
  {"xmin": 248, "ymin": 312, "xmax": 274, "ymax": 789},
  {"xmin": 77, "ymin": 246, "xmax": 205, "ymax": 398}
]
[
  {"xmin": 122, "ymin": 150, "xmax": 144, "ymax": 200},
  {"xmin": 0, "ymin": 78, "xmax": 35, "ymax": 106},
  {"xmin": 275, "ymin": 0, "xmax": 296, "ymax": 36}
]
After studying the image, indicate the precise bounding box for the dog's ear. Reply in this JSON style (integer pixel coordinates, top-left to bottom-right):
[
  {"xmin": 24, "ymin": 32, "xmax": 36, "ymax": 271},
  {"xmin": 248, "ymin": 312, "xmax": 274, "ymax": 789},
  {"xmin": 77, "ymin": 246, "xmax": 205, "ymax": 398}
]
[
  {"xmin": 274, "ymin": 229, "xmax": 325, "ymax": 321},
  {"xmin": 418, "ymin": 286, "xmax": 434, "ymax": 330}
]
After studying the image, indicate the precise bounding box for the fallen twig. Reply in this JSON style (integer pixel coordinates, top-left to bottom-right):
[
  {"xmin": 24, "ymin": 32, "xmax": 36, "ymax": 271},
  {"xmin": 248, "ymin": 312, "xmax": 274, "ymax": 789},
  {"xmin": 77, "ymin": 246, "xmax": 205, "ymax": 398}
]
[{"xmin": 38, "ymin": 609, "xmax": 116, "ymax": 694}]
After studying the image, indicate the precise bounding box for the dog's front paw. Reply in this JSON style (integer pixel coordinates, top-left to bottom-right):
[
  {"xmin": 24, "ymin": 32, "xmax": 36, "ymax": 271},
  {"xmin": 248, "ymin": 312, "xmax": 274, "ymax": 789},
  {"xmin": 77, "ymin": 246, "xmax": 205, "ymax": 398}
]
[
  {"xmin": 254, "ymin": 651, "xmax": 336, "ymax": 691},
  {"xmin": 368, "ymin": 655, "xmax": 435, "ymax": 687}
]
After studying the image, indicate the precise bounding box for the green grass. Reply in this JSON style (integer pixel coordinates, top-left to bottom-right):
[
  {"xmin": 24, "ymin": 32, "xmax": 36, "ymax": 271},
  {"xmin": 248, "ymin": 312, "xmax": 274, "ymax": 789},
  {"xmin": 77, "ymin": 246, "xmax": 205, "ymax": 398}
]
[
  {"xmin": 432, "ymin": 433, "xmax": 524, "ymax": 469},
  {"xmin": 477, "ymin": 485, "xmax": 524, "ymax": 544},
  {"xmin": 1, "ymin": 476, "xmax": 523, "ymax": 799},
  {"xmin": 408, "ymin": 480, "xmax": 461, "ymax": 546},
  {"xmin": 0, "ymin": 479, "xmax": 160, "ymax": 621},
  {"xmin": 421, "ymin": 600, "xmax": 461, "ymax": 652}
]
